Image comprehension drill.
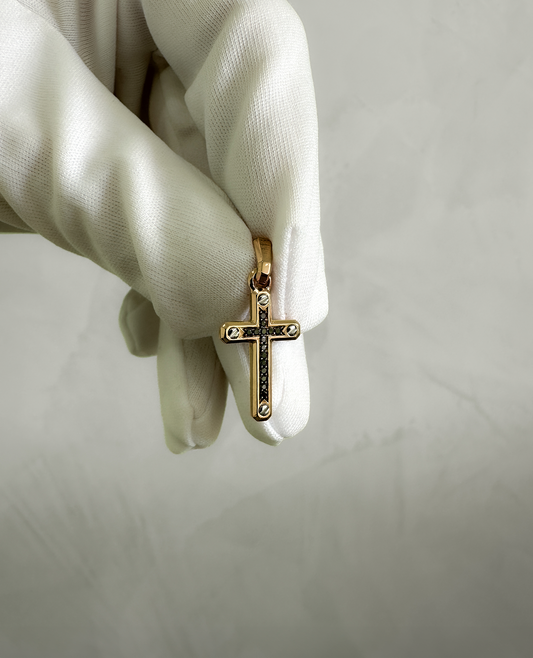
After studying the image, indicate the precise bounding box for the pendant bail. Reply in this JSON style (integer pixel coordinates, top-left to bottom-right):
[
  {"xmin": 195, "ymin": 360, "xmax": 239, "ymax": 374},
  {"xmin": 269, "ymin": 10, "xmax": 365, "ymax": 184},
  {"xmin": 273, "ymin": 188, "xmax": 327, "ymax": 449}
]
[{"xmin": 253, "ymin": 237, "xmax": 272, "ymax": 289}]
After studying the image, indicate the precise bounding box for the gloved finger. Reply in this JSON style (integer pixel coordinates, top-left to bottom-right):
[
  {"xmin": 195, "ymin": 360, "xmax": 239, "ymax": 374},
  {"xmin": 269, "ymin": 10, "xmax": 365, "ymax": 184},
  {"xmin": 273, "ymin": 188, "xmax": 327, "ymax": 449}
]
[
  {"xmin": 157, "ymin": 321, "xmax": 228, "ymax": 453},
  {"xmin": 119, "ymin": 289, "xmax": 160, "ymax": 358},
  {"xmin": 0, "ymin": 0, "xmax": 255, "ymax": 340},
  {"xmin": 120, "ymin": 292, "xmax": 229, "ymax": 450},
  {"xmin": 142, "ymin": 0, "xmax": 329, "ymax": 329},
  {"xmin": 214, "ymin": 333, "xmax": 309, "ymax": 446},
  {"xmin": 148, "ymin": 54, "xmax": 211, "ymax": 180}
]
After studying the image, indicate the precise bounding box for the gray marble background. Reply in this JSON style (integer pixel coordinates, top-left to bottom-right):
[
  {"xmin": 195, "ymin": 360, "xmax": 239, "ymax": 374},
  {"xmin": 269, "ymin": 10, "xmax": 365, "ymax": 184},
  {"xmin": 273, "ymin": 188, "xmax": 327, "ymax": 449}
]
[{"xmin": 2, "ymin": 1, "xmax": 533, "ymax": 656}]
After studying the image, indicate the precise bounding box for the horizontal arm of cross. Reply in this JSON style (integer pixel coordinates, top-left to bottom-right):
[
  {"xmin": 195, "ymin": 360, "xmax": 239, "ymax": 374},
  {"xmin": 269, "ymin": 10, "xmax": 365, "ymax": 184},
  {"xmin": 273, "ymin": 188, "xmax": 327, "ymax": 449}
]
[{"xmin": 220, "ymin": 320, "xmax": 300, "ymax": 343}]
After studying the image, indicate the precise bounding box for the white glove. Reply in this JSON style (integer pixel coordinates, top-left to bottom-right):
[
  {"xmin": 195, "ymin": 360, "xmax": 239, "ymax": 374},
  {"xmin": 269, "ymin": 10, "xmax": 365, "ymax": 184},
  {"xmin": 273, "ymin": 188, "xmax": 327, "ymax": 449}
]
[{"xmin": 0, "ymin": 0, "xmax": 328, "ymax": 451}]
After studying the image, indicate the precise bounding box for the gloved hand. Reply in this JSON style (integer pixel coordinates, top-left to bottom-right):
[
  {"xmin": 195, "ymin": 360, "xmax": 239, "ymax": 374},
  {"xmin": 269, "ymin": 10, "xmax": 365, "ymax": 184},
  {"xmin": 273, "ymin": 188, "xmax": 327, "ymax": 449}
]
[{"xmin": 0, "ymin": 0, "xmax": 328, "ymax": 452}]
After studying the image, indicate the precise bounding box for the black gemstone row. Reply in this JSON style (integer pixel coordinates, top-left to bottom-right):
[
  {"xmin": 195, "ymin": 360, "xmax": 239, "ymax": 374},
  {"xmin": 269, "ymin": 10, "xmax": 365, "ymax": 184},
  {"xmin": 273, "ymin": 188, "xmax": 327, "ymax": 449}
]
[
  {"xmin": 243, "ymin": 324, "xmax": 285, "ymax": 337},
  {"xmin": 259, "ymin": 310, "xmax": 270, "ymax": 401}
]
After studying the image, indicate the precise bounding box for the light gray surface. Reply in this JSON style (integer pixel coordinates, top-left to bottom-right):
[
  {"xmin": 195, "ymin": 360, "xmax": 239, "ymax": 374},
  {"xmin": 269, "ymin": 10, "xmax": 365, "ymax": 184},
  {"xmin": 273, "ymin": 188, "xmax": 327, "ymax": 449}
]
[{"xmin": 2, "ymin": 1, "xmax": 533, "ymax": 656}]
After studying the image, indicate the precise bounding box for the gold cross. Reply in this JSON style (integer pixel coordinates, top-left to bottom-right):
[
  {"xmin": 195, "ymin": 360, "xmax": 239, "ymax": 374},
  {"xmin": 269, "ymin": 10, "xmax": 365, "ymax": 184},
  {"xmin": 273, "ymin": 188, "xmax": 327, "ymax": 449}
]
[{"xmin": 220, "ymin": 238, "xmax": 300, "ymax": 421}]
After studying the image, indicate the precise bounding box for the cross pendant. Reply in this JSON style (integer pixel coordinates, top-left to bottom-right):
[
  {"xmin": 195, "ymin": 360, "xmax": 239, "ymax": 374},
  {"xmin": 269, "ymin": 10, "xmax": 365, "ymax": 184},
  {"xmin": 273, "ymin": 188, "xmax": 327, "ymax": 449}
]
[{"xmin": 220, "ymin": 239, "xmax": 300, "ymax": 421}]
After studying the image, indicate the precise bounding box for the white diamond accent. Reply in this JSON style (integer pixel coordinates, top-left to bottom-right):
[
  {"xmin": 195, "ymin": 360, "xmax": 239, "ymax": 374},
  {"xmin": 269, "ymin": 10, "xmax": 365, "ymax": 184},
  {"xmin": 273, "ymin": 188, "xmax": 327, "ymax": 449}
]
[{"xmin": 258, "ymin": 403, "xmax": 269, "ymax": 417}]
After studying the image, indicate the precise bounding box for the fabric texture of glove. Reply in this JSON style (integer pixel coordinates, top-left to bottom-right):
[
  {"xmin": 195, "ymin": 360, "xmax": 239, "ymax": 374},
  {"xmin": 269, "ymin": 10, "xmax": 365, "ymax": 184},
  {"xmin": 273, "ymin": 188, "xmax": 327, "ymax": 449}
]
[{"xmin": 0, "ymin": 0, "xmax": 328, "ymax": 451}]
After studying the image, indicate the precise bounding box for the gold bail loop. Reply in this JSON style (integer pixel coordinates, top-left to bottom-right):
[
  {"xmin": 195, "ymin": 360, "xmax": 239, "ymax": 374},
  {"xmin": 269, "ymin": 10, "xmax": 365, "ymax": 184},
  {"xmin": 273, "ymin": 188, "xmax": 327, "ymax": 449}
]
[{"xmin": 253, "ymin": 237, "xmax": 272, "ymax": 289}]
